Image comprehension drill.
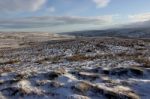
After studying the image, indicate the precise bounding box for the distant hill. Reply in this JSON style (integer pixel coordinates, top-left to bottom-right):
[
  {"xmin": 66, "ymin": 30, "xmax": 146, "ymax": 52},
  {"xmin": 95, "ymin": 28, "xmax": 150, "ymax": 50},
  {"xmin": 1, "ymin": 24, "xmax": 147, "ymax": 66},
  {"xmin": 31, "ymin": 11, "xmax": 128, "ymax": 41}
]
[{"xmin": 62, "ymin": 27, "xmax": 150, "ymax": 38}]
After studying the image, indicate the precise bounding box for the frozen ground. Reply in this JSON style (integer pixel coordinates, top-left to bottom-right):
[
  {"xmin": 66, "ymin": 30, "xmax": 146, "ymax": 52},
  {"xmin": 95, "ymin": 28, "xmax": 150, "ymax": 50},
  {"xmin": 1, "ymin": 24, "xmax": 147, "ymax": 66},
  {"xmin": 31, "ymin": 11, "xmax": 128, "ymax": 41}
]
[{"xmin": 0, "ymin": 37, "xmax": 150, "ymax": 99}]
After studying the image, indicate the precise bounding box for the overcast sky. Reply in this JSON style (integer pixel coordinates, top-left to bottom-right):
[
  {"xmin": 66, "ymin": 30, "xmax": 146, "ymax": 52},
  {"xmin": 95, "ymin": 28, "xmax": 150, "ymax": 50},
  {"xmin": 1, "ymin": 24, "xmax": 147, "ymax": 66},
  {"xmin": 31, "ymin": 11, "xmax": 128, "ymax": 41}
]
[{"xmin": 0, "ymin": 0, "xmax": 150, "ymax": 33}]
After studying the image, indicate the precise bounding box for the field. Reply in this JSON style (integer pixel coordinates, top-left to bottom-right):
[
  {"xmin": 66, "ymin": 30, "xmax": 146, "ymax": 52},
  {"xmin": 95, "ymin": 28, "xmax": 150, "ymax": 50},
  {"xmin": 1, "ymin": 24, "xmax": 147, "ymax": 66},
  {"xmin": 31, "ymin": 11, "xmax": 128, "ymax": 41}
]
[{"xmin": 0, "ymin": 33, "xmax": 150, "ymax": 99}]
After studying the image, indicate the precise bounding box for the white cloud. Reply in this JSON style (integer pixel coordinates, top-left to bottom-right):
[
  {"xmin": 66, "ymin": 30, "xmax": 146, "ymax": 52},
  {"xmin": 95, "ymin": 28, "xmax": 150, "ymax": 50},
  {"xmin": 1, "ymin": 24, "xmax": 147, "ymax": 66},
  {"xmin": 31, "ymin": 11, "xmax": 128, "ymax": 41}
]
[
  {"xmin": 93, "ymin": 0, "xmax": 110, "ymax": 8},
  {"xmin": 0, "ymin": 15, "xmax": 114, "ymax": 29},
  {"xmin": 128, "ymin": 13, "xmax": 150, "ymax": 22},
  {"xmin": 0, "ymin": 0, "xmax": 46, "ymax": 12}
]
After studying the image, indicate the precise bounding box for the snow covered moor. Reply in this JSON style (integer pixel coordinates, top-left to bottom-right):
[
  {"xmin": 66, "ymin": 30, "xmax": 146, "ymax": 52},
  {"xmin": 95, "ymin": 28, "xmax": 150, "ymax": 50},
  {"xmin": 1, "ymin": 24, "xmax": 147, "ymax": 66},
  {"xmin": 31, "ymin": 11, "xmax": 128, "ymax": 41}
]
[{"xmin": 0, "ymin": 33, "xmax": 150, "ymax": 99}]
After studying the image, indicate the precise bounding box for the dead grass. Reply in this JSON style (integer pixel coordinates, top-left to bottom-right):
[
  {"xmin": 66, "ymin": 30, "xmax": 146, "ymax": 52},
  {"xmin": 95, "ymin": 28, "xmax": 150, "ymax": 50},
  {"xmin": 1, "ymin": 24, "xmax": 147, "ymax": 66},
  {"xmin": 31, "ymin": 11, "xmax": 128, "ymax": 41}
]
[
  {"xmin": 66, "ymin": 54, "xmax": 90, "ymax": 61},
  {"xmin": 71, "ymin": 81, "xmax": 140, "ymax": 99},
  {"xmin": 92, "ymin": 84, "xmax": 140, "ymax": 99},
  {"xmin": 116, "ymin": 51, "xmax": 143, "ymax": 58},
  {"xmin": 0, "ymin": 59, "xmax": 20, "ymax": 65},
  {"xmin": 0, "ymin": 66, "xmax": 14, "ymax": 74},
  {"xmin": 133, "ymin": 57, "xmax": 150, "ymax": 68},
  {"xmin": 66, "ymin": 54, "xmax": 114, "ymax": 62},
  {"xmin": 71, "ymin": 81, "xmax": 93, "ymax": 94},
  {"xmin": 35, "ymin": 56, "xmax": 61, "ymax": 64},
  {"xmin": 116, "ymin": 51, "xmax": 150, "ymax": 68}
]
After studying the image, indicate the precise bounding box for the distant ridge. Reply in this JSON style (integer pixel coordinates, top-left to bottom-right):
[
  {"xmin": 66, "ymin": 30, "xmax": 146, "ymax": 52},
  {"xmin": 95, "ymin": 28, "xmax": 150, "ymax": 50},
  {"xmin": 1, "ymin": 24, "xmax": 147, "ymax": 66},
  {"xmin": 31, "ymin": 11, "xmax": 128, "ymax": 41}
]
[{"xmin": 62, "ymin": 27, "xmax": 150, "ymax": 38}]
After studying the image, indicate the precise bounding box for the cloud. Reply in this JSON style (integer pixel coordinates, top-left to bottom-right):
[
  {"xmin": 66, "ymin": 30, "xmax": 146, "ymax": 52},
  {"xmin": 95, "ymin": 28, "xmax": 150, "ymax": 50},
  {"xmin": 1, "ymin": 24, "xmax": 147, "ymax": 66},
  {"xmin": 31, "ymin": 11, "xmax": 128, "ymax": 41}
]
[
  {"xmin": 0, "ymin": 0, "xmax": 46, "ymax": 12},
  {"xmin": 92, "ymin": 0, "xmax": 110, "ymax": 8},
  {"xmin": 128, "ymin": 13, "xmax": 150, "ymax": 22},
  {"xmin": 0, "ymin": 15, "xmax": 113, "ymax": 29}
]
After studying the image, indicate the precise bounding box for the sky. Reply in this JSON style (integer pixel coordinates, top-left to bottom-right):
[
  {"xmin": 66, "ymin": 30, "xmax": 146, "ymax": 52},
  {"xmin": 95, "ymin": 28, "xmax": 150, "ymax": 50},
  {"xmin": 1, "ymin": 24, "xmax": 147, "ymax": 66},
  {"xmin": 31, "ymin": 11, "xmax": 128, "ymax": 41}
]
[{"xmin": 0, "ymin": 0, "xmax": 150, "ymax": 33}]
